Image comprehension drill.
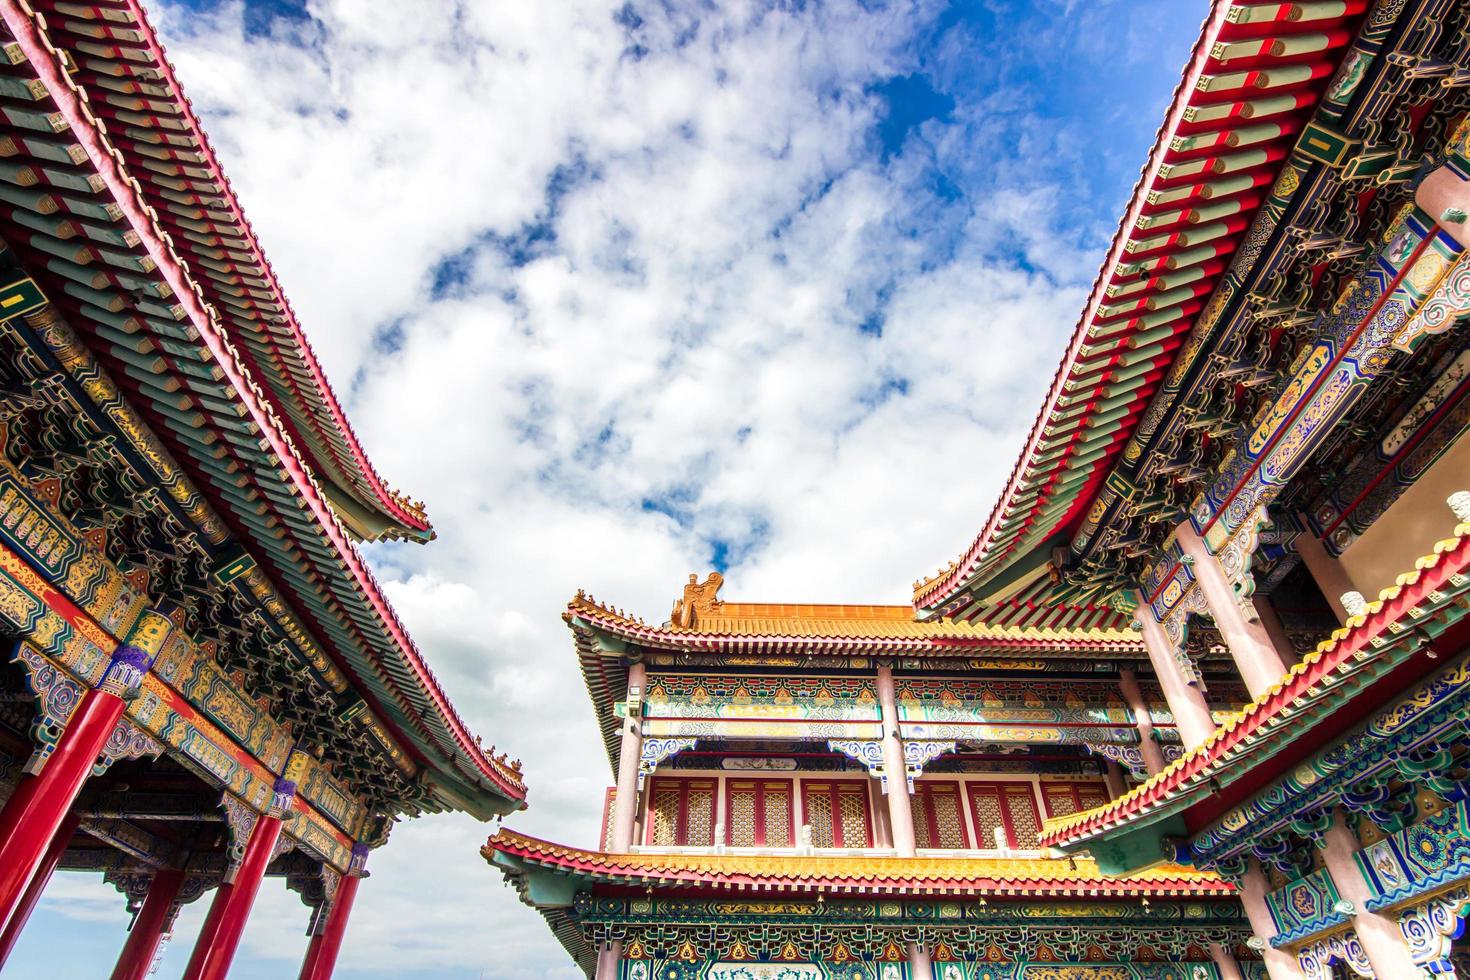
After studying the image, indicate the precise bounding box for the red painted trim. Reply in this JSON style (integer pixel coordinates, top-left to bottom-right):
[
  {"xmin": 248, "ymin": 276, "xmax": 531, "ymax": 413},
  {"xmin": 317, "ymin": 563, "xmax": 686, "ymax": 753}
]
[
  {"xmin": 0, "ymin": 1, "xmax": 520, "ymax": 799},
  {"xmin": 1046, "ymin": 529, "xmax": 1470, "ymax": 846},
  {"xmin": 108, "ymin": 0, "xmax": 429, "ymax": 535}
]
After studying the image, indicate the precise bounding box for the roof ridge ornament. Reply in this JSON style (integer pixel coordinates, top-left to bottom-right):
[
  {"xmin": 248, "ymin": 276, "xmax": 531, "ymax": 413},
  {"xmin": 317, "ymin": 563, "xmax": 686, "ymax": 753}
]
[{"xmin": 670, "ymin": 572, "xmax": 724, "ymax": 629}]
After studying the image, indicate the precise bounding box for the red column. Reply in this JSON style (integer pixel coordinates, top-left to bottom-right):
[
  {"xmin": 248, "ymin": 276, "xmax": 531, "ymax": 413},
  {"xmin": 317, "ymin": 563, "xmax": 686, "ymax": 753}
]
[
  {"xmin": 0, "ymin": 687, "xmax": 128, "ymax": 937},
  {"xmin": 0, "ymin": 807, "xmax": 80, "ymax": 967},
  {"xmin": 0, "ymin": 635, "xmax": 155, "ymax": 939},
  {"xmin": 297, "ymin": 872, "xmax": 362, "ymax": 980},
  {"xmin": 110, "ymin": 868, "xmax": 185, "ymax": 980},
  {"xmin": 182, "ymin": 811, "xmax": 284, "ymax": 980}
]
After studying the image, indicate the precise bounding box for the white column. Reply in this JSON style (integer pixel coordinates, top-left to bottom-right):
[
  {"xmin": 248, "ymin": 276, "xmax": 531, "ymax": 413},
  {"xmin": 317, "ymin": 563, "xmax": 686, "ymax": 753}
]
[
  {"xmin": 1176, "ymin": 522, "xmax": 1293, "ymax": 699},
  {"xmin": 1134, "ymin": 592, "xmax": 1217, "ymax": 750},
  {"xmin": 907, "ymin": 941, "xmax": 934, "ymax": 980},
  {"xmin": 1119, "ymin": 666, "xmax": 1166, "ymax": 775},
  {"xmin": 876, "ymin": 667, "xmax": 917, "ymax": 857},
  {"xmin": 1318, "ymin": 812, "xmax": 1422, "ymax": 978},
  {"xmin": 610, "ymin": 662, "xmax": 647, "ymax": 853},
  {"xmin": 1238, "ymin": 860, "xmax": 1306, "ymax": 979}
]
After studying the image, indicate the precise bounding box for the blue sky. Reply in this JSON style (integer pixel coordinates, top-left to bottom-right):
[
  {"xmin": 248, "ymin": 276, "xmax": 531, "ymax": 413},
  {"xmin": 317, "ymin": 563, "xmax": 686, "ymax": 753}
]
[{"xmin": 9, "ymin": 0, "xmax": 1206, "ymax": 977}]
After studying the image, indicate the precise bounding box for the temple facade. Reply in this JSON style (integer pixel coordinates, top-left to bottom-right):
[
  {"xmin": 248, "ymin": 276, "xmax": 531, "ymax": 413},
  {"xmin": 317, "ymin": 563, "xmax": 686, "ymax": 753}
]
[
  {"xmin": 0, "ymin": 2, "xmax": 527, "ymax": 979},
  {"xmin": 486, "ymin": 575, "xmax": 1259, "ymax": 979},
  {"xmin": 490, "ymin": 0, "xmax": 1470, "ymax": 977}
]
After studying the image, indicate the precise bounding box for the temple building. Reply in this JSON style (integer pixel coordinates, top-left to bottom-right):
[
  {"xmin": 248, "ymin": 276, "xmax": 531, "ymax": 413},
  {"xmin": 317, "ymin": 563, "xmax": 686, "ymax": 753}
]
[
  {"xmin": 488, "ymin": 0, "xmax": 1470, "ymax": 977},
  {"xmin": 0, "ymin": 2, "xmax": 527, "ymax": 979},
  {"xmin": 488, "ymin": 576, "xmax": 1256, "ymax": 978}
]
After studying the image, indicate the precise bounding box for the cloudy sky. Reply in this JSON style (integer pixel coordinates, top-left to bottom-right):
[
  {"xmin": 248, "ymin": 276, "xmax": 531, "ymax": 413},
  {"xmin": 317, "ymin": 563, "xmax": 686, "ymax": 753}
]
[{"xmin": 13, "ymin": 0, "xmax": 1206, "ymax": 976}]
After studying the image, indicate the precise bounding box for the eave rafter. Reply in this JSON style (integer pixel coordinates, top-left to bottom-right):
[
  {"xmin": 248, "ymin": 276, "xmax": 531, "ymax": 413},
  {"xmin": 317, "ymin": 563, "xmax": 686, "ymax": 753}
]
[
  {"xmin": 0, "ymin": 0, "xmax": 525, "ymax": 810},
  {"xmin": 914, "ymin": 0, "xmax": 1369, "ymax": 620}
]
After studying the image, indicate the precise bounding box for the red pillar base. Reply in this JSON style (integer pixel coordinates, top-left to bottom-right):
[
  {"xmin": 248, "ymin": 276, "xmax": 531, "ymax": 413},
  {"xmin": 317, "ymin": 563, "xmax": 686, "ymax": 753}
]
[
  {"xmin": 0, "ymin": 808, "xmax": 81, "ymax": 968},
  {"xmin": 182, "ymin": 814, "xmax": 283, "ymax": 980},
  {"xmin": 0, "ymin": 687, "xmax": 126, "ymax": 937},
  {"xmin": 111, "ymin": 868, "xmax": 186, "ymax": 980},
  {"xmin": 297, "ymin": 873, "xmax": 361, "ymax": 980}
]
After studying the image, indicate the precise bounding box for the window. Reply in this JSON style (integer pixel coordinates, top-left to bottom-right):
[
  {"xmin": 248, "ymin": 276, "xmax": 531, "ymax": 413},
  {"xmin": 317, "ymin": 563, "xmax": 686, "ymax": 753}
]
[
  {"xmin": 600, "ymin": 787, "xmax": 617, "ymax": 851},
  {"xmin": 966, "ymin": 782, "xmax": 1041, "ymax": 849},
  {"xmin": 726, "ymin": 779, "xmax": 793, "ymax": 848},
  {"xmin": 801, "ymin": 780, "xmax": 872, "ymax": 848},
  {"xmin": 646, "ymin": 778, "xmax": 716, "ymax": 846},
  {"xmin": 1039, "ymin": 780, "xmax": 1111, "ymax": 820},
  {"xmin": 910, "ymin": 781, "xmax": 970, "ymax": 849}
]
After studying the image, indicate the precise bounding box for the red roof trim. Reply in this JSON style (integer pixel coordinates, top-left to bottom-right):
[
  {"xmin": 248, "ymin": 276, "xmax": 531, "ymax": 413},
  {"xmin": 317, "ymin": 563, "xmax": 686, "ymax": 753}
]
[
  {"xmin": 487, "ymin": 830, "xmax": 1235, "ymax": 898},
  {"xmin": 113, "ymin": 0, "xmax": 429, "ymax": 537},
  {"xmin": 1042, "ymin": 528, "xmax": 1470, "ymax": 847},
  {"xmin": 0, "ymin": 0, "xmax": 522, "ymax": 800}
]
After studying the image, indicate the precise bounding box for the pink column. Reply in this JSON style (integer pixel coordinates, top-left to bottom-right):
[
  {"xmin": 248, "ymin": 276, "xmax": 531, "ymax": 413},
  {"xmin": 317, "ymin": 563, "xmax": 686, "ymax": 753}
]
[
  {"xmin": 1133, "ymin": 593, "xmax": 1216, "ymax": 750},
  {"xmin": 907, "ymin": 941, "xmax": 934, "ymax": 980},
  {"xmin": 1175, "ymin": 522, "xmax": 1292, "ymax": 699},
  {"xmin": 1318, "ymin": 813, "xmax": 1421, "ymax": 978},
  {"xmin": 594, "ymin": 939, "xmax": 623, "ymax": 979},
  {"xmin": 1239, "ymin": 860, "xmax": 1306, "ymax": 979},
  {"xmin": 1208, "ymin": 942, "xmax": 1244, "ymax": 980},
  {"xmin": 1252, "ymin": 595, "xmax": 1297, "ymax": 667},
  {"xmin": 610, "ymin": 662, "xmax": 646, "ymax": 854},
  {"xmin": 876, "ymin": 667, "xmax": 916, "ymax": 857},
  {"xmin": 1118, "ymin": 667, "xmax": 1165, "ymax": 775},
  {"xmin": 1103, "ymin": 761, "xmax": 1127, "ymax": 799},
  {"xmin": 870, "ymin": 781, "xmax": 893, "ymax": 849},
  {"xmin": 1294, "ymin": 529, "xmax": 1356, "ymax": 623}
]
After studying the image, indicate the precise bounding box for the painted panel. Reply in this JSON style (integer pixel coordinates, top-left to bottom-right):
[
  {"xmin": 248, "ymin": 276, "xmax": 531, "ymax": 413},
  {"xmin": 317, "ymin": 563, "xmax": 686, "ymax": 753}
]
[{"xmin": 1265, "ymin": 869, "xmax": 1346, "ymax": 945}]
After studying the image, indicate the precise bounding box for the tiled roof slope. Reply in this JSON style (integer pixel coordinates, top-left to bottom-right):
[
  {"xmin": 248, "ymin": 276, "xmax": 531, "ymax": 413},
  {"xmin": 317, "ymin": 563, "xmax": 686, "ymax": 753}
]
[
  {"xmin": 484, "ymin": 828, "xmax": 1234, "ymax": 898},
  {"xmin": 914, "ymin": 0, "xmax": 1365, "ymax": 617},
  {"xmin": 0, "ymin": 0, "xmax": 524, "ymax": 807},
  {"xmin": 27, "ymin": 0, "xmax": 431, "ymax": 543}
]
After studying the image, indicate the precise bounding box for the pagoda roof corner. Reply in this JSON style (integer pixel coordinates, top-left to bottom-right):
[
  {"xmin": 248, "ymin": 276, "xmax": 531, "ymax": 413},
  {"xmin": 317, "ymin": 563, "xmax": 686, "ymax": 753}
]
[{"xmin": 914, "ymin": 0, "xmax": 1366, "ymax": 620}]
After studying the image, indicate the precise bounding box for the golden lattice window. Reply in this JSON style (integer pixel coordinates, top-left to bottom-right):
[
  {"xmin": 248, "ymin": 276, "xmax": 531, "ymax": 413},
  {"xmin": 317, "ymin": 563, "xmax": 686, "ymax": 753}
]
[
  {"xmin": 1040, "ymin": 780, "xmax": 1112, "ymax": 822},
  {"xmin": 803, "ymin": 781, "xmax": 870, "ymax": 848},
  {"xmin": 601, "ymin": 787, "xmax": 618, "ymax": 851},
  {"xmin": 966, "ymin": 782, "xmax": 1041, "ymax": 849},
  {"xmin": 645, "ymin": 778, "xmax": 716, "ymax": 846},
  {"xmin": 725, "ymin": 779, "xmax": 792, "ymax": 848},
  {"xmin": 910, "ymin": 781, "xmax": 969, "ymax": 849}
]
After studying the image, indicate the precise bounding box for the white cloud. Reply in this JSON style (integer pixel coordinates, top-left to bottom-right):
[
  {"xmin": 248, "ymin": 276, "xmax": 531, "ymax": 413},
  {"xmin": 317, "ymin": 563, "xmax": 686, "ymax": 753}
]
[{"xmin": 20, "ymin": 0, "xmax": 1162, "ymax": 974}]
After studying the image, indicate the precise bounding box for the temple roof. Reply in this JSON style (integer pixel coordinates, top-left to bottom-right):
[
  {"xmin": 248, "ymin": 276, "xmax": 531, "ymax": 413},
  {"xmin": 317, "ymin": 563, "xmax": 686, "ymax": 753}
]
[
  {"xmin": 0, "ymin": 3, "xmax": 523, "ymax": 810},
  {"xmin": 1040, "ymin": 513, "xmax": 1470, "ymax": 855},
  {"xmin": 484, "ymin": 828, "xmax": 1234, "ymax": 898},
  {"xmin": 572, "ymin": 572, "xmax": 1143, "ymax": 653},
  {"xmin": 569, "ymin": 574, "xmax": 1145, "ymax": 773},
  {"xmin": 15, "ymin": 0, "xmax": 430, "ymax": 544},
  {"xmin": 913, "ymin": 0, "xmax": 1365, "ymax": 621}
]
